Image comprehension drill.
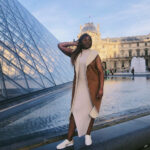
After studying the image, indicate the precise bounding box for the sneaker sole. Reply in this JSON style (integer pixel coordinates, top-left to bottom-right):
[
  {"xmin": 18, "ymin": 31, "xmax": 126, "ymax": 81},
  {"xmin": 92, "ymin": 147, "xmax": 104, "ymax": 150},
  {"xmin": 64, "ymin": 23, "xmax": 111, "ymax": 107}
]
[
  {"xmin": 56, "ymin": 142, "xmax": 74, "ymax": 149},
  {"xmin": 85, "ymin": 143, "xmax": 92, "ymax": 146}
]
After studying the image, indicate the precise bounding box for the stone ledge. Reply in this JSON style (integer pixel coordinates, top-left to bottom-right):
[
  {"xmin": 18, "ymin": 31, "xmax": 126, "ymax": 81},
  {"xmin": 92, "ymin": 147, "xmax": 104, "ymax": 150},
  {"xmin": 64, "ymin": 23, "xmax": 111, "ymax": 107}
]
[{"xmin": 32, "ymin": 114, "xmax": 150, "ymax": 150}]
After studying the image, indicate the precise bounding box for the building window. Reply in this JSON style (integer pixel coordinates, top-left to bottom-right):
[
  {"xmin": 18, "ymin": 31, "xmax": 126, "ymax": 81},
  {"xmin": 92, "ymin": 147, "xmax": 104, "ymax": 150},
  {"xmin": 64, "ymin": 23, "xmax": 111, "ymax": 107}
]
[
  {"xmin": 122, "ymin": 61, "xmax": 124, "ymax": 68},
  {"xmin": 114, "ymin": 61, "xmax": 117, "ymax": 68},
  {"xmin": 114, "ymin": 52, "xmax": 116, "ymax": 58},
  {"xmin": 137, "ymin": 42, "xmax": 139, "ymax": 47},
  {"xmin": 145, "ymin": 42, "xmax": 147, "ymax": 46},
  {"xmin": 129, "ymin": 50, "xmax": 132, "ymax": 57},
  {"xmin": 145, "ymin": 49, "xmax": 148, "ymax": 56},
  {"xmin": 136, "ymin": 49, "xmax": 140, "ymax": 56},
  {"xmin": 129, "ymin": 60, "xmax": 131, "ymax": 65},
  {"xmin": 129, "ymin": 43, "xmax": 131, "ymax": 47},
  {"xmin": 121, "ymin": 50, "xmax": 124, "ymax": 56}
]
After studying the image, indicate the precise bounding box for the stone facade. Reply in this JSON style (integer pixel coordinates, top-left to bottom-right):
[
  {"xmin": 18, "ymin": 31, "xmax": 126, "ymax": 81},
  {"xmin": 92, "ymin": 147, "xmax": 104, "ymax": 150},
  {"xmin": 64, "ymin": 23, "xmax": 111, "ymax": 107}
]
[{"xmin": 75, "ymin": 22, "xmax": 150, "ymax": 72}]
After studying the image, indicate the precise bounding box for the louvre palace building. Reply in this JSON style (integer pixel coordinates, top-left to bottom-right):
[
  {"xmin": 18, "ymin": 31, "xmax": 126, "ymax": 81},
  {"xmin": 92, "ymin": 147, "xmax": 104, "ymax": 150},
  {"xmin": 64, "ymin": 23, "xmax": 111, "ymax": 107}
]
[{"xmin": 77, "ymin": 22, "xmax": 150, "ymax": 73}]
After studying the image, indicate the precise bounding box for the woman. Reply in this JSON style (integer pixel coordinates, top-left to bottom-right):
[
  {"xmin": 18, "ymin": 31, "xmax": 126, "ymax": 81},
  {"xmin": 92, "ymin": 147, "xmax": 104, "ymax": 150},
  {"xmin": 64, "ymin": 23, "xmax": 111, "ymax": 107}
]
[{"xmin": 56, "ymin": 33, "xmax": 104, "ymax": 149}]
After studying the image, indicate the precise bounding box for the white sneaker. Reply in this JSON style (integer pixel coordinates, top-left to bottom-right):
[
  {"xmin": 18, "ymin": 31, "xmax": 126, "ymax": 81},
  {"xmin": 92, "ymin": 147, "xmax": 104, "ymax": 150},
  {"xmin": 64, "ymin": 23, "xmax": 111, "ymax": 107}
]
[
  {"xmin": 56, "ymin": 139, "xmax": 74, "ymax": 149},
  {"xmin": 85, "ymin": 134, "xmax": 92, "ymax": 146}
]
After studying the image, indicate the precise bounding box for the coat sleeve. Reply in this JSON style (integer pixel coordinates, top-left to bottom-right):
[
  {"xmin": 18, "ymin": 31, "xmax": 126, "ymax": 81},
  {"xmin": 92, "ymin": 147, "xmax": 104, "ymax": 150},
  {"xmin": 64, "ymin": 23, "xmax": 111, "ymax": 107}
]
[
  {"xmin": 95, "ymin": 55, "xmax": 104, "ymax": 92},
  {"xmin": 95, "ymin": 55, "xmax": 104, "ymax": 73}
]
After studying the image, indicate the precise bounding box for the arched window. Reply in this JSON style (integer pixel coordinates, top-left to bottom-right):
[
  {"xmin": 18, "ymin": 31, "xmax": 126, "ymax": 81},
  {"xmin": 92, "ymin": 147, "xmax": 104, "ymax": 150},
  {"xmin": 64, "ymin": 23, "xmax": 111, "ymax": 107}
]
[
  {"xmin": 129, "ymin": 50, "xmax": 132, "ymax": 57},
  {"xmin": 122, "ymin": 61, "xmax": 124, "ymax": 68},
  {"xmin": 136, "ymin": 49, "xmax": 140, "ymax": 56}
]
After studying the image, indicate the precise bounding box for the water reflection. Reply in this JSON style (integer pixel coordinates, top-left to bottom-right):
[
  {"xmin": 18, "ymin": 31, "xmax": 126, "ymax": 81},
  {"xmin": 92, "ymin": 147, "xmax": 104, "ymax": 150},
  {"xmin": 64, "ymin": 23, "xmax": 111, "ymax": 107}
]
[
  {"xmin": 0, "ymin": 76, "xmax": 150, "ymax": 141},
  {"xmin": 101, "ymin": 76, "xmax": 150, "ymax": 116}
]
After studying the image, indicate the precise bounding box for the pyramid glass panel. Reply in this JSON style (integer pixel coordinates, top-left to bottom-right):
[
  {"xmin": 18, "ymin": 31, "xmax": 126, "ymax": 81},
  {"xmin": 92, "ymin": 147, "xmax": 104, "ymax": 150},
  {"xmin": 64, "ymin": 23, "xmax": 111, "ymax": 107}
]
[{"xmin": 0, "ymin": 0, "xmax": 74, "ymax": 100}]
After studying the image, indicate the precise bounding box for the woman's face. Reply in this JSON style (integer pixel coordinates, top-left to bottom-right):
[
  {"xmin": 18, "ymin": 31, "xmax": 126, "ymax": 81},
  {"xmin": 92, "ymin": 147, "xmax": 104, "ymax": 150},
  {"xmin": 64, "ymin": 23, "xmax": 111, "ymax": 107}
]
[{"xmin": 81, "ymin": 36, "xmax": 92, "ymax": 49}]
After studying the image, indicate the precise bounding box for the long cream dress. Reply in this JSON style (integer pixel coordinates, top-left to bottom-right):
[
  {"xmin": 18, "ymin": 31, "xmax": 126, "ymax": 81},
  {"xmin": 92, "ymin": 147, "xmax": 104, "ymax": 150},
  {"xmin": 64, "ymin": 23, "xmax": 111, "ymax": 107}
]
[{"xmin": 70, "ymin": 49, "xmax": 99, "ymax": 137}]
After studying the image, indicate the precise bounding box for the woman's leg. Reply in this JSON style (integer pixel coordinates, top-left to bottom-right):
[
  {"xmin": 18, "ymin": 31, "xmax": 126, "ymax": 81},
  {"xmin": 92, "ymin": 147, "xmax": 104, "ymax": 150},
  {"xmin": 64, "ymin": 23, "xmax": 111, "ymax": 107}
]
[
  {"xmin": 86, "ymin": 117, "xmax": 95, "ymax": 135},
  {"xmin": 67, "ymin": 113, "xmax": 76, "ymax": 141}
]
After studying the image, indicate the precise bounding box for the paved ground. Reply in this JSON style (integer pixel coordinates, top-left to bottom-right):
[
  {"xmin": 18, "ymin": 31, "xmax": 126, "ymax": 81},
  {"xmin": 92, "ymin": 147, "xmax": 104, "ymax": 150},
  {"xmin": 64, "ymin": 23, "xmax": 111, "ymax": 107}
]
[{"xmin": 32, "ymin": 114, "xmax": 150, "ymax": 150}]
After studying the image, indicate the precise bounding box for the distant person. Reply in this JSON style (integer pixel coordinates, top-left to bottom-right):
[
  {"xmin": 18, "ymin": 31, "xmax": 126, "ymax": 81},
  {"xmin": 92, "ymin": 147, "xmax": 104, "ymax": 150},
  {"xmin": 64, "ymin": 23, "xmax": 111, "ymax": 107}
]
[
  {"xmin": 110, "ymin": 69, "xmax": 114, "ymax": 75},
  {"xmin": 107, "ymin": 69, "xmax": 110, "ymax": 75},
  {"xmin": 57, "ymin": 33, "xmax": 104, "ymax": 149},
  {"xmin": 131, "ymin": 67, "xmax": 134, "ymax": 76}
]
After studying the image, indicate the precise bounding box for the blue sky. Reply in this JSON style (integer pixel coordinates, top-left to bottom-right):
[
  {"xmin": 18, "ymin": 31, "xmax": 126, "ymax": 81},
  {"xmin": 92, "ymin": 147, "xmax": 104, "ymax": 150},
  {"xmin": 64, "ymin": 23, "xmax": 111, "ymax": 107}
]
[{"xmin": 18, "ymin": 0, "xmax": 150, "ymax": 42}]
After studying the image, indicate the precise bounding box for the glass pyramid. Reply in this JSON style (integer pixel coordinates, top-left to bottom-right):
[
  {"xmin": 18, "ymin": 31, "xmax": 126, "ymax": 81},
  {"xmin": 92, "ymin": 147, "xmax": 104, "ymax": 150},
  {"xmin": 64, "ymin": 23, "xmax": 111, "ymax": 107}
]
[{"xmin": 0, "ymin": 0, "xmax": 74, "ymax": 100}]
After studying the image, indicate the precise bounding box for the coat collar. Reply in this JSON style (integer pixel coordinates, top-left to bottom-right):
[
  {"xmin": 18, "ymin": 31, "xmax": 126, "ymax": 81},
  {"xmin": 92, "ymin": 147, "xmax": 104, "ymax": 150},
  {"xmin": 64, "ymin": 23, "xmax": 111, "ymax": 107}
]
[{"xmin": 74, "ymin": 49, "xmax": 99, "ymax": 78}]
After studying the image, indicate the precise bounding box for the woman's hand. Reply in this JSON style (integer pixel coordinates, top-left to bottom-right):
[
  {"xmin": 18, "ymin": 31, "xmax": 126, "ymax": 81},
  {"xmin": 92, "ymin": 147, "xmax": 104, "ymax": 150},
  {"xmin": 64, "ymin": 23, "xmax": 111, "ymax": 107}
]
[
  {"xmin": 74, "ymin": 40, "xmax": 79, "ymax": 46},
  {"xmin": 96, "ymin": 89, "xmax": 103, "ymax": 100}
]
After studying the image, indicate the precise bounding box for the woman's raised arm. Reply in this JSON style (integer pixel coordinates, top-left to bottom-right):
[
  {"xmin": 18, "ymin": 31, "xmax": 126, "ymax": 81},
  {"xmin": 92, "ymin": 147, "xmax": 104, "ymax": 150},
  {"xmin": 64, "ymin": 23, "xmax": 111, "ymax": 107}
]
[{"xmin": 57, "ymin": 41, "xmax": 78, "ymax": 57}]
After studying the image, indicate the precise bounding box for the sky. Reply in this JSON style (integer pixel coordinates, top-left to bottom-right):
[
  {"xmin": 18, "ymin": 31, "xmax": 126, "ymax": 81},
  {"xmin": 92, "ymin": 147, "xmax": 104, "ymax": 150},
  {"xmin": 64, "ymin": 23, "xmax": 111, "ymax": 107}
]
[{"xmin": 18, "ymin": 0, "xmax": 150, "ymax": 42}]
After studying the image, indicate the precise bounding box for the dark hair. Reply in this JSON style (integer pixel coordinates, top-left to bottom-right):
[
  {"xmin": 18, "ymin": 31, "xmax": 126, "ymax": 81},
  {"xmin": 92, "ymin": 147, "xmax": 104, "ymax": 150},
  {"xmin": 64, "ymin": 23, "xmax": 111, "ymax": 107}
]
[{"xmin": 71, "ymin": 33, "xmax": 92, "ymax": 66}]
